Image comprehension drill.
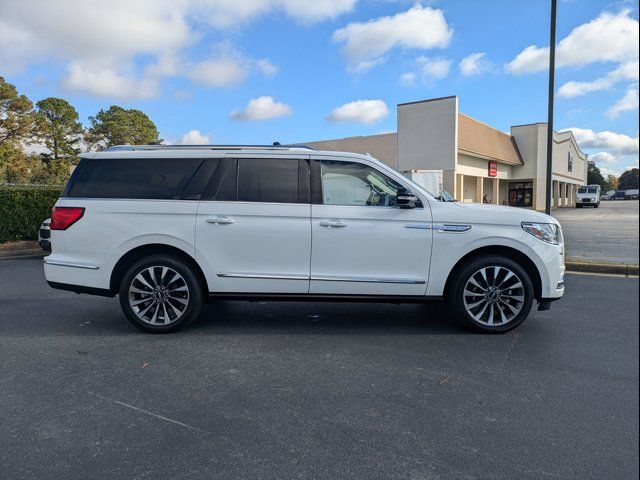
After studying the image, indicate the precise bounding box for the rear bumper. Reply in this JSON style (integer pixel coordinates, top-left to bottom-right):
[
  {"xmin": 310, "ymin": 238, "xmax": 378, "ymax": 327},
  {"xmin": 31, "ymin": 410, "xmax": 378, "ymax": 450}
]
[{"xmin": 44, "ymin": 252, "xmax": 115, "ymax": 291}]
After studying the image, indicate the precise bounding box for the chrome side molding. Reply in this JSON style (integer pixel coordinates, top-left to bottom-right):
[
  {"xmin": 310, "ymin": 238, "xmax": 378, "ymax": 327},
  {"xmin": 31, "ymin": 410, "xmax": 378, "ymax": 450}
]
[
  {"xmin": 404, "ymin": 223, "xmax": 431, "ymax": 230},
  {"xmin": 404, "ymin": 223, "xmax": 471, "ymax": 233},
  {"xmin": 312, "ymin": 275, "xmax": 426, "ymax": 285},
  {"xmin": 217, "ymin": 273, "xmax": 308, "ymax": 280},
  {"xmin": 43, "ymin": 259, "xmax": 100, "ymax": 270},
  {"xmin": 433, "ymin": 224, "xmax": 472, "ymax": 233},
  {"xmin": 217, "ymin": 272, "xmax": 426, "ymax": 285}
]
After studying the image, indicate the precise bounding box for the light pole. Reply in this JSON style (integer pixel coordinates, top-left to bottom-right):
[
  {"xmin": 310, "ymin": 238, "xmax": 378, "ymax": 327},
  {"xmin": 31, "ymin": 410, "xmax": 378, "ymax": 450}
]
[{"xmin": 545, "ymin": 0, "xmax": 557, "ymax": 215}]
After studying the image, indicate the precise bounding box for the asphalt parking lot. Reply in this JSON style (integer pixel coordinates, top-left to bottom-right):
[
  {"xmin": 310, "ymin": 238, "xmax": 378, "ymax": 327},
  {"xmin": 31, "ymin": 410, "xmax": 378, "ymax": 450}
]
[
  {"xmin": 1, "ymin": 257, "xmax": 638, "ymax": 480},
  {"xmin": 553, "ymin": 200, "xmax": 639, "ymax": 264}
]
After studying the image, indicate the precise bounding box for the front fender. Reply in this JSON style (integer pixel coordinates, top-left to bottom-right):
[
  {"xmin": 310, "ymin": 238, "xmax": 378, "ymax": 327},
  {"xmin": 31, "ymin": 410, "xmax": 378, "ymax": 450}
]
[{"xmin": 426, "ymin": 224, "xmax": 557, "ymax": 297}]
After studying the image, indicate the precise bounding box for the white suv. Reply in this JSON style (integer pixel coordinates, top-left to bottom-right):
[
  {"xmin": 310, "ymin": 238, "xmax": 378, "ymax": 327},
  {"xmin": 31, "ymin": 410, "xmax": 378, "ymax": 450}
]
[{"xmin": 44, "ymin": 145, "xmax": 565, "ymax": 333}]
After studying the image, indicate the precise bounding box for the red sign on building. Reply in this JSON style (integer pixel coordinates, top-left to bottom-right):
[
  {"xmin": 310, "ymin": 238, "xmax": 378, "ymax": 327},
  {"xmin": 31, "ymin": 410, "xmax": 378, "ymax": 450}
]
[{"xmin": 488, "ymin": 161, "xmax": 498, "ymax": 177}]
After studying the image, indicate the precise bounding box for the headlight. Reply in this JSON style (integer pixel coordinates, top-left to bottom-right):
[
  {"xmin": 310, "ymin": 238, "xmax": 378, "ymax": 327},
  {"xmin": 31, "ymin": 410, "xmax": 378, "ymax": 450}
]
[{"xmin": 521, "ymin": 222, "xmax": 561, "ymax": 245}]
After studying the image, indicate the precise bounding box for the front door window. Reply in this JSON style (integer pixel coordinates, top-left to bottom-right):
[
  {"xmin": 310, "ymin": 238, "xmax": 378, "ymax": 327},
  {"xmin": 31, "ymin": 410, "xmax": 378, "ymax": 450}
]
[{"xmin": 320, "ymin": 161, "xmax": 402, "ymax": 207}]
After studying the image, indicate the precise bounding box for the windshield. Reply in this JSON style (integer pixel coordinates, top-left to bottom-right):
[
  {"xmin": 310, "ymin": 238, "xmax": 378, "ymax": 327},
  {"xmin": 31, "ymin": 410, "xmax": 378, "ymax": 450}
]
[{"xmin": 578, "ymin": 187, "xmax": 598, "ymax": 194}]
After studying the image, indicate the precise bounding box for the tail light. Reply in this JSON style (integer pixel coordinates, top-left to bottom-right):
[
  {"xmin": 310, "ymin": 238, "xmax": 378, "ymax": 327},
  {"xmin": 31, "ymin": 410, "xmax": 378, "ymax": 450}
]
[{"xmin": 50, "ymin": 207, "xmax": 85, "ymax": 230}]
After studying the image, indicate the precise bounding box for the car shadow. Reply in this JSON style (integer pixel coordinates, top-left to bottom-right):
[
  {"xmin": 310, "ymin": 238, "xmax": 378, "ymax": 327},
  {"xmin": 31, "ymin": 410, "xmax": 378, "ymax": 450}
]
[{"xmin": 182, "ymin": 300, "xmax": 466, "ymax": 336}]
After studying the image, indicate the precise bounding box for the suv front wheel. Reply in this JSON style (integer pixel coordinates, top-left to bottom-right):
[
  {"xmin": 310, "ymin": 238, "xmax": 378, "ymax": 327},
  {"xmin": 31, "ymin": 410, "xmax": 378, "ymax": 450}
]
[
  {"xmin": 449, "ymin": 255, "xmax": 534, "ymax": 333},
  {"xmin": 119, "ymin": 254, "xmax": 203, "ymax": 333}
]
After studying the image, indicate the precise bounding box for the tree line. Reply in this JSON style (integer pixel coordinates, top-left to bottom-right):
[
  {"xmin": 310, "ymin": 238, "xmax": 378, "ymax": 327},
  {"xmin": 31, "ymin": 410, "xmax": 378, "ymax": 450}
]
[
  {"xmin": 588, "ymin": 161, "xmax": 639, "ymax": 192},
  {"xmin": 0, "ymin": 76, "xmax": 161, "ymax": 185}
]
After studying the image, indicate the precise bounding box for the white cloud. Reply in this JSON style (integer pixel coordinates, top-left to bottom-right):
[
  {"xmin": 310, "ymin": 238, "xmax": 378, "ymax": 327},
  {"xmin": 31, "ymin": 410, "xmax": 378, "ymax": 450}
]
[
  {"xmin": 612, "ymin": 60, "xmax": 640, "ymax": 81},
  {"xmin": 256, "ymin": 59, "xmax": 278, "ymax": 76},
  {"xmin": 280, "ymin": 0, "xmax": 357, "ymax": 24},
  {"xmin": 193, "ymin": 0, "xmax": 356, "ymax": 28},
  {"xmin": 333, "ymin": 5, "xmax": 452, "ymax": 72},
  {"xmin": 230, "ymin": 96, "xmax": 292, "ymax": 121},
  {"xmin": 399, "ymin": 72, "xmax": 417, "ymax": 87},
  {"xmin": 400, "ymin": 56, "xmax": 451, "ymax": 85},
  {"xmin": 606, "ymin": 85, "xmax": 639, "ymax": 118},
  {"xmin": 417, "ymin": 56, "xmax": 451, "ymax": 79},
  {"xmin": 176, "ymin": 130, "xmax": 210, "ymax": 145},
  {"xmin": 188, "ymin": 57, "xmax": 249, "ymax": 88},
  {"xmin": 0, "ymin": 20, "xmax": 43, "ymax": 73},
  {"xmin": 61, "ymin": 61, "xmax": 158, "ymax": 99},
  {"xmin": 506, "ymin": 10, "xmax": 638, "ymax": 74},
  {"xmin": 0, "ymin": 0, "xmax": 352, "ymax": 97},
  {"xmin": 599, "ymin": 165, "xmax": 623, "ymax": 178},
  {"xmin": 590, "ymin": 151, "xmax": 618, "ymax": 165},
  {"xmin": 327, "ymin": 99, "xmax": 389, "ymax": 124},
  {"xmin": 558, "ymin": 60, "xmax": 639, "ymax": 97},
  {"xmin": 557, "ymin": 77, "xmax": 614, "ymax": 98},
  {"xmin": 459, "ymin": 52, "xmax": 493, "ymax": 76},
  {"xmin": 564, "ymin": 127, "xmax": 639, "ymax": 155}
]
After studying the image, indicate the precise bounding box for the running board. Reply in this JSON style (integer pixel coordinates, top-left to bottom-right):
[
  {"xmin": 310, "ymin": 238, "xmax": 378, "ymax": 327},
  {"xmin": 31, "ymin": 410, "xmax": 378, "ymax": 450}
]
[{"xmin": 208, "ymin": 293, "xmax": 442, "ymax": 303}]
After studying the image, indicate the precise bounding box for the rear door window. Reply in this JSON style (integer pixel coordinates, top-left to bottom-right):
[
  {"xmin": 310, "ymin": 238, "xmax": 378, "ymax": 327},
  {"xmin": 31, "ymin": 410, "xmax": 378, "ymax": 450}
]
[
  {"xmin": 66, "ymin": 158, "xmax": 203, "ymax": 199},
  {"xmin": 237, "ymin": 158, "xmax": 300, "ymax": 203}
]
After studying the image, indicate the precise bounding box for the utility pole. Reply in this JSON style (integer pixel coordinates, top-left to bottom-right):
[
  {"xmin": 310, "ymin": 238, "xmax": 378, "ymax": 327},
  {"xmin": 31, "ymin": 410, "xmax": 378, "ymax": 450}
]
[{"xmin": 545, "ymin": 0, "xmax": 557, "ymax": 215}]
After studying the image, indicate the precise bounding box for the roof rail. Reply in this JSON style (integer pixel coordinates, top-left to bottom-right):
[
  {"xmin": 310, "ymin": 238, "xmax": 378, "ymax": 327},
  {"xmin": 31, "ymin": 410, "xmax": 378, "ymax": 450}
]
[{"xmin": 105, "ymin": 144, "xmax": 316, "ymax": 152}]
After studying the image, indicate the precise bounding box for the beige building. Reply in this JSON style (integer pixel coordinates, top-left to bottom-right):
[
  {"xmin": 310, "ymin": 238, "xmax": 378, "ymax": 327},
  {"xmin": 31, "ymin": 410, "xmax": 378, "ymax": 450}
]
[{"xmin": 306, "ymin": 96, "xmax": 587, "ymax": 210}]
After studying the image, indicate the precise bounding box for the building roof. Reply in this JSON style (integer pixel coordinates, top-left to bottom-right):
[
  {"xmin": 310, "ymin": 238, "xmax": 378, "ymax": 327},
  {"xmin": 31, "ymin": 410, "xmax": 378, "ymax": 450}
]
[{"xmin": 457, "ymin": 113, "xmax": 523, "ymax": 165}]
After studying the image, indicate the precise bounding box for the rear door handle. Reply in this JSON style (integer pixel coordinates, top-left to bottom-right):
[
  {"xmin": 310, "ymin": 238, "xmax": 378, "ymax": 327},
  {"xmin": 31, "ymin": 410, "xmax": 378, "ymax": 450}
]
[
  {"xmin": 207, "ymin": 216, "xmax": 235, "ymax": 225},
  {"xmin": 319, "ymin": 220, "xmax": 346, "ymax": 228}
]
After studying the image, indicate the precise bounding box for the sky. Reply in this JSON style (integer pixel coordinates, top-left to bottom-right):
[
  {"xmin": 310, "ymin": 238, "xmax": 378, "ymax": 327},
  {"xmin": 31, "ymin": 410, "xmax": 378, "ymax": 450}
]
[{"xmin": 1, "ymin": 0, "xmax": 638, "ymax": 176}]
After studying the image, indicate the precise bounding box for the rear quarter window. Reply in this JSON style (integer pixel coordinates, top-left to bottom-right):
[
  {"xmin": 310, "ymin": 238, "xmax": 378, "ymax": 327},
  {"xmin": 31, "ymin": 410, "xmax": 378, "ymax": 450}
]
[{"xmin": 65, "ymin": 158, "xmax": 203, "ymax": 199}]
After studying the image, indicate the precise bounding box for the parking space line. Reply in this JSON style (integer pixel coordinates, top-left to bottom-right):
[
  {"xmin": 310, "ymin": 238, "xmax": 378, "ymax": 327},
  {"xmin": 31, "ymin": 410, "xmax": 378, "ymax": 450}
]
[{"xmin": 87, "ymin": 391, "xmax": 198, "ymax": 431}]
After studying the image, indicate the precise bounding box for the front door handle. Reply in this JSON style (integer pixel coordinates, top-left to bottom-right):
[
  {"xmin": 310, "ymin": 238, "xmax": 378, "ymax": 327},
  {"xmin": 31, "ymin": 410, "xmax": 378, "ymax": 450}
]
[
  {"xmin": 319, "ymin": 220, "xmax": 346, "ymax": 228},
  {"xmin": 207, "ymin": 216, "xmax": 235, "ymax": 225}
]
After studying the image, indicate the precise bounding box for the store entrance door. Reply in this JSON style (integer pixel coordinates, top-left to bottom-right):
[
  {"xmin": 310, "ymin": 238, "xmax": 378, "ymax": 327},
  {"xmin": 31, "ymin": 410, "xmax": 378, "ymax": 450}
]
[{"xmin": 508, "ymin": 182, "xmax": 533, "ymax": 207}]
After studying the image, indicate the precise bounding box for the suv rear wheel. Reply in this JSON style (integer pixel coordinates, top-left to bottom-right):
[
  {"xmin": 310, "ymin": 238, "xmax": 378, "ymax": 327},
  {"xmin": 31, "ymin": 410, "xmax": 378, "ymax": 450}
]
[
  {"xmin": 449, "ymin": 255, "xmax": 534, "ymax": 333},
  {"xmin": 119, "ymin": 254, "xmax": 203, "ymax": 333}
]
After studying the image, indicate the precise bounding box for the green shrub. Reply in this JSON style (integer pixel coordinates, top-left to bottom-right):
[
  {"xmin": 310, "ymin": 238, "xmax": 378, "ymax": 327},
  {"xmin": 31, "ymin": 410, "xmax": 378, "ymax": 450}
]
[{"xmin": 0, "ymin": 185, "xmax": 61, "ymax": 243}]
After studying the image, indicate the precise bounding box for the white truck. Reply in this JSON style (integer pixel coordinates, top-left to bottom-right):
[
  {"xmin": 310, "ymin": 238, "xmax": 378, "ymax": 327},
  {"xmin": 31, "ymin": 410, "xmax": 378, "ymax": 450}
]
[
  {"xmin": 576, "ymin": 185, "xmax": 600, "ymax": 208},
  {"xmin": 402, "ymin": 170, "xmax": 444, "ymax": 198}
]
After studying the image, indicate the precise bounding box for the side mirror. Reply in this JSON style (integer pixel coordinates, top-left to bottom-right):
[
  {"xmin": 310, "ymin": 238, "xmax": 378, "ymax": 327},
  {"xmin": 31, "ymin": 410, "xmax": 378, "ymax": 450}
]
[{"xmin": 397, "ymin": 187, "xmax": 418, "ymax": 209}]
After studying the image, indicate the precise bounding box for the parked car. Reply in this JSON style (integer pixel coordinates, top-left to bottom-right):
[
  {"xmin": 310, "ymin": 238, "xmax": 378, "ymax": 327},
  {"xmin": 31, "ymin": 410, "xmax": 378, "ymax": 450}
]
[
  {"xmin": 44, "ymin": 145, "xmax": 565, "ymax": 334},
  {"xmin": 576, "ymin": 185, "xmax": 600, "ymax": 208},
  {"xmin": 623, "ymin": 189, "xmax": 639, "ymax": 200},
  {"xmin": 38, "ymin": 218, "xmax": 51, "ymax": 252},
  {"xmin": 612, "ymin": 190, "xmax": 627, "ymax": 200}
]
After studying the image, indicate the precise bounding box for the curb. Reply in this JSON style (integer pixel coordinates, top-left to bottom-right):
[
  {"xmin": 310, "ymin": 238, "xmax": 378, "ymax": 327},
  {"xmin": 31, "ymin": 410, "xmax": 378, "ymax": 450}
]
[
  {"xmin": 0, "ymin": 241, "xmax": 45, "ymax": 260},
  {"xmin": 566, "ymin": 260, "xmax": 639, "ymax": 277},
  {"xmin": 0, "ymin": 249, "xmax": 45, "ymax": 260}
]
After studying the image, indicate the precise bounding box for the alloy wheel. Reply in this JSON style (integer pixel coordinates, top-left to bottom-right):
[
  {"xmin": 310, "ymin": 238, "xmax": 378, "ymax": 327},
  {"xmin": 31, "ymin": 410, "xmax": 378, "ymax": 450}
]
[
  {"xmin": 128, "ymin": 266, "xmax": 190, "ymax": 325},
  {"xmin": 463, "ymin": 266, "xmax": 525, "ymax": 326}
]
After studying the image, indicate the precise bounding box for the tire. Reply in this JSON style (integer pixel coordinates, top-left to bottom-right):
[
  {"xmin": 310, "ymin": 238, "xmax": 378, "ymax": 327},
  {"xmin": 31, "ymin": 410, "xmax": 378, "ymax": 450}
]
[
  {"xmin": 576, "ymin": 204, "xmax": 583, "ymax": 208},
  {"xmin": 594, "ymin": 203, "xmax": 599, "ymax": 208},
  {"xmin": 448, "ymin": 255, "xmax": 535, "ymax": 333},
  {"xmin": 118, "ymin": 254, "xmax": 203, "ymax": 333}
]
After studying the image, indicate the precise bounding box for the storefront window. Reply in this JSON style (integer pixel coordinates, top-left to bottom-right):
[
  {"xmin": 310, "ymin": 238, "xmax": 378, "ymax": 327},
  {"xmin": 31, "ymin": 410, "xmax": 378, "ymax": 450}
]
[{"xmin": 509, "ymin": 182, "xmax": 533, "ymax": 207}]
